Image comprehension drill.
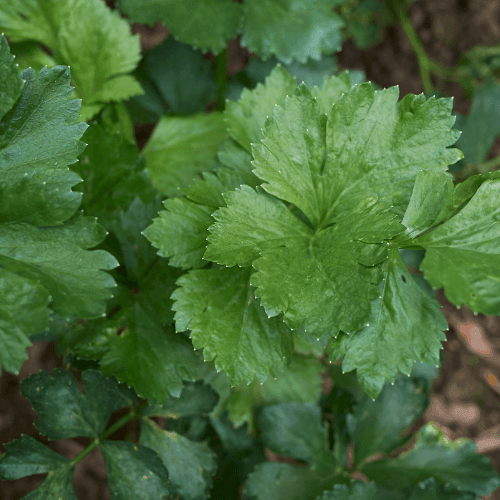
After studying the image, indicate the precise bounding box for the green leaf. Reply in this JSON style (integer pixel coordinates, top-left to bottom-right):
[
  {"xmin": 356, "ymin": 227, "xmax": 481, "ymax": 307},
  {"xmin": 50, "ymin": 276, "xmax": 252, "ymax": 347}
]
[
  {"xmin": 317, "ymin": 482, "xmax": 380, "ymax": 500},
  {"xmin": 405, "ymin": 477, "xmax": 480, "ymax": 500},
  {"xmin": 140, "ymin": 418, "xmax": 217, "ymax": 500},
  {"xmin": 144, "ymin": 197, "xmax": 213, "ymax": 270},
  {"xmin": 172, "ymin": 266, "xmax": 293, "ymax": 385},
  {"xmin": 225, "ymin": 65, "xmax": 297, "ymax": 153},
  {"xmin": 136, "ymin": 37, "xmax": 217, "ymax": 116},
  {"xmin": 418, "ymin": 177, "xmax": 500, "ymax": 315},
  {"xmin": 0, "ymin": 269, "xmax": 50, "ymax": 373},
  {"xmin": 401, "ymin": 171, "xmax": 454, "ymax": 239},
  {"xmin": 0, "ymin": 434, "xmax": 72, "ymax": 479},
  {"xmin": 251, "ymin": 204, "xmax": 403, "ymax": 336},
  {"xmin": 92, "ymin": 288, "xmax": 199, "ymax": 401},
  {"xmin": 241, "ymin": 0, "xmax": 344, "ymax": 64},
  {"xmin": 142, "ymin": 381, "xmax": 219, "ymax": 418},
  {"xmin": 253, "ymin": 83, "xmax": 461, "ymax": 228},
  {"xmin": 361, "ymin": 422, "xmax": 500, "ymax": 497},
  {"xmin": 117, "ymin": 0, "xmax": 243, "ymax": 55},
  {"xmin": 327, "ymin": 248, "xmax": 446, "ymax": 399},
  {"xmin": 0, "ymin": 65, "xmax": 86, "ymax": 226},
  {"xmin": 258, "ymin": 402, "xmax": 333, "ymax": 465},
  {"xmin": 0, "ymin": 35, "xmax": 23, "ymax": 121},
  {"xmin": 0, "ymin": 435, "xmax": 78, "ymax": 499},
  {"xmin": 100, "ymin": 440, "xmax": 172, "ymax": 499},
  {"xmin": 347, "ymin": 375, "xmax": 429, "ymax": 468},
  {"xmin": 262, "ymin": 355, "xmax": 324, "ymax": 404},
  {"xmin": 243, "ymin": 462, "xmax": 338, "ymax": 500},
  {"xmin": 20, "ymin": 369, "xmax": 137, "ymax": 439},
  {"xmin": 206, "ymin": 185, "xmax": 312, "ymax": 267},
  {"xmin": 0, "ymin": 215, "xmax": 118, "ymax": 319},
  {"xmin": 143, "ymin": 113, "xmax": 228, "ymax": 196},
  {"xmin": 454, "ymin": 78, "xmax": 500, "ymax": 169}
]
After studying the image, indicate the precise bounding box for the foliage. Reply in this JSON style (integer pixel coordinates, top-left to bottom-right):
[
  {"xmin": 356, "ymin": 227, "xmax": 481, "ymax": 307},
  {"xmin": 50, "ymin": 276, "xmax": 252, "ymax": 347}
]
[{"xmin": 2, "ymin": 1, "xmax": 500, "ymax": 498}]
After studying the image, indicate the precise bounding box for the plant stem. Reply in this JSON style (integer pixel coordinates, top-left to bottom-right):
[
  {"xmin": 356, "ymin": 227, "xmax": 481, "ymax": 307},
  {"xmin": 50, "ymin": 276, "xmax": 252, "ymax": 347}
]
[
  {"xmin": 69, "ymin": 401, "xmax": 148, "ymax": 467},
  {"xmin": 394, "ymin": 2, "xmax": 433, "ymax": 95},
  {"xmin": 215, "ymin": 49, "xmax": 227, "ymax": 111}
]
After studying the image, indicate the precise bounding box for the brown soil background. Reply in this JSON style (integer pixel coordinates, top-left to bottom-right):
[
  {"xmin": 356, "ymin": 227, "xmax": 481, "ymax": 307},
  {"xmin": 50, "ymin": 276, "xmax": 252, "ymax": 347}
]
[{"xmin": 2, "ymin": 0, "xmax": 500, "ymax": 498}]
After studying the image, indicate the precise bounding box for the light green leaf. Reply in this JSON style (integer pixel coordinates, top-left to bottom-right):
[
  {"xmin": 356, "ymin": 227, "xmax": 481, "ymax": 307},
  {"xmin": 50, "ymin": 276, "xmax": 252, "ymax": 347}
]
[
  {"xmin": 20, "ymin": 369, "xmax": 137, "ymax": 439},
  {"xmin": 405, "ymin": 477, "xmax": 481, "ymax": 500},
  {"xmin": 206, "ymin": 185, "xmax": 312, "ymax": 267},
  {"xmin": 323, "ymin": 85, "xmax": 462, "ymax": 220},
  {"xmin": 418, "ymin": 178, "xmax": 500, "ymax": 315},
  {"xmin": 347, "ymin": 375, "xmax": 429, "ymax": 468},
  {"xmin": 0, "ymin": 35, "xmax": 23, "ymax": 121},
  {"xmin": 225, "ymin": 65, "xmax": 297, "ymax": 152},
  {"xmin": 117, "ymin": 0, "xmax": 243, "ymax": 55},
  {"xmin": 0, "ymin": 0, "xmax": 72, "ymax": 46},
  {"xmin": 258, "ymin": 402, "xmax": 333, "ymax": 465},
  {"xmin": 9, "ymin": 40, "xmax": 56, "ymax": 73},
  {"xmin": 140, "ymin": 418, "xmax": 217, "ymax": 500},
  {"xmin": 100, "ymin": 440, "xmax": 172, "ymax": 499},
  {"xmin": 241, "ymin": 0, "xmax": 344, "ymax": 64},
  {"xmin": 143, "ymin": 113, "xmax": 228, "ymax": 196},
  {"xmin": 327, "ymin": 248, "xmax": 446, "ymax": 399},
  {"xmin": 361, "ymin": 422, "xmax": 500, "ymax": 497},
  {"xmin": 251, "ymin": 204, "xmax": 403, "ymax": 336},
  {"xmin": 401, "ymin": 171, "xmax": 454, "ymax": 239},
  {"xmin": 172, "ymin": 266, "xmax": 293, "ymax": 385},
  {"xmin": 311, "ymin": 70, "xmax": 354, "ymax": 114},
  {"xmin": 144, "ymin": 197, "xmax": 213, "ymax": 270},
  {"xmin": 0, "ymin": 0, "xmax": 142, "ymax": 115},
  {"xmin": 0, "ymin": 269, "xmax": 50, "ymax": 373},
  {"xmin": 253, "ymin": 83, "xmax": 462, "ymax": 229}
]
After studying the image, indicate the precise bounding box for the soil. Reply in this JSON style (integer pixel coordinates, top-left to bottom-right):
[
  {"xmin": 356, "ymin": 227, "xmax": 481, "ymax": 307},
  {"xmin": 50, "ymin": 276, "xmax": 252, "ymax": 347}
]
[{"xmin": 2, "ymin": 0, "xmax": 500, "ymax": 498}]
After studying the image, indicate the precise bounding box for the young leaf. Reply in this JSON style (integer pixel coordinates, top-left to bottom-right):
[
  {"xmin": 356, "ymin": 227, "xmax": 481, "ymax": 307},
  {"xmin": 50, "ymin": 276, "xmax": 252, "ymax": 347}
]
[
  {"xmin": 327, "ymin": 248, "xmax": 447, "ymax": 399},
  {"xmin": 20, "ymin": 369, "xmax": 137, "ymax": 439},
  {"xmin": 241, "ymin": 0, "xmax": 344, "ymax": 64},
  {"xmin": 143, "ymin": 113, "xmax": 228, "ymax": 196},
  {"xmin": 225, "ymin": 65, "xmax": 297, "ymax": 152},
  {"xmin": 417, "ymin": 177, "xmax": 500, "ymax": 315},
  {"xmin": 361, "ymin": 422, "xmax": 500, "ymax": 497},
  {"xmin": 172, "ymin": 266, "xmax": 293, "ymax": 385},
  {"xmin": 0, "ymin": 0, "xmax": 142, "ymax": 119},
  {"xmin": 140, "ymin": 418, "xmax": 217, "ymax": 500}
]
